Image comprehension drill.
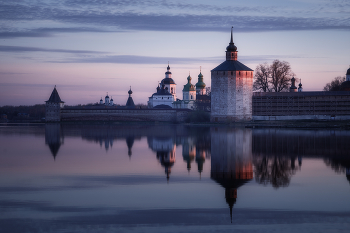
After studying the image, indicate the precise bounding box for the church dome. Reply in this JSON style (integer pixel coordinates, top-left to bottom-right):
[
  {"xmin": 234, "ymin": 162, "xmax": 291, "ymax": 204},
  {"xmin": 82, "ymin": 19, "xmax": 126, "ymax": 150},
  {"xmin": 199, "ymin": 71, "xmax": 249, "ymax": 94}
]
[
  {"xmin": 226, "ymin": 43, "xmax": 237, "ymax": 52},
  {"xmin": 196, "ymin": 72, "xmax": 206, "ymax": 88},
  {"xmin": 341, "ymin": 81, "xmax": 350, "ymax": 91},
  {"xmin": 161, "ymin": 78, "xmax": 176, "ymax": 84}
]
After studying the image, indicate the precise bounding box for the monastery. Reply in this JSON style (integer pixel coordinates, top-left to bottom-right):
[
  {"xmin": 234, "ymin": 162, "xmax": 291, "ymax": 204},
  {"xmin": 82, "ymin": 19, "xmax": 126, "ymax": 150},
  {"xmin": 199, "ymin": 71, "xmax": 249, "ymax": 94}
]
[{"xmin": 45, "ymin": 29, "xmax": 350, "ymax": 122}]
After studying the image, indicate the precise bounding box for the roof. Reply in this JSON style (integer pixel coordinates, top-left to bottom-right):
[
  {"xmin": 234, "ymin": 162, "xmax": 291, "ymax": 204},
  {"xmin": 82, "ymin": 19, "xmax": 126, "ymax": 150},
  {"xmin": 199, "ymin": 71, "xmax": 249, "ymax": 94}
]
[
  {"xmin": 46, "ymin": 87, "xmax": 64, "ymax": 103},
  {"xmin": 161, "ymin": 77, "xmax": 176, "ymax": 84},
  {"xmin": 152, "ymin": 84, "xmax": 173, "ymax": 96},
  {"xmin": 341, "ymin": 81, "xmax": 350, "ymax": 91},
  {"xmin": 211, "ymin": 60, "xmax": 253, "ymax": 72},
  {"xmin": 126, "ymin": 97, "xmax": 135, "ymax": 108}
]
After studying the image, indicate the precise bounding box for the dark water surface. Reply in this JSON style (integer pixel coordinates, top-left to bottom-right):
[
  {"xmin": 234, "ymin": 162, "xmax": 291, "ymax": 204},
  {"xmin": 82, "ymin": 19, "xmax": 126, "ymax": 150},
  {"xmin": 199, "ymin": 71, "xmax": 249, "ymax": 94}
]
[{"xmin": 0, "ymin": 123, "xmax": 350, "ymax": 233}]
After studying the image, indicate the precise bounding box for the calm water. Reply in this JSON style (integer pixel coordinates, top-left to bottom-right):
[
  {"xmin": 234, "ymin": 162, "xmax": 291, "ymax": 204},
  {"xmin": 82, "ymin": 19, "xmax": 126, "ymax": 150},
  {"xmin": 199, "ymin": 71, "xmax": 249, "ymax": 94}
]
[{"xmin": 0, "ymin": 123, "xmax": 350, "ymax": 233}]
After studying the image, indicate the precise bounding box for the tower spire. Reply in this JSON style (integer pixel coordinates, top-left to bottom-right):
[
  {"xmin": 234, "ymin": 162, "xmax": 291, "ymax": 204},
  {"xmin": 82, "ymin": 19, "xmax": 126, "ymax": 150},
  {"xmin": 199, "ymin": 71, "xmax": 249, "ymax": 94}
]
[{"xmin": 230, "ymin": 26, "xmax": 233, "ymax": 44}]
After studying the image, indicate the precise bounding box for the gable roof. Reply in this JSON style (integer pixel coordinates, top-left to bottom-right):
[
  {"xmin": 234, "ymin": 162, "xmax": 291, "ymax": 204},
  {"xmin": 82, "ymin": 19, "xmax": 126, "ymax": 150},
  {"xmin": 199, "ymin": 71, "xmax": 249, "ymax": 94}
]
[
  {"xmin": 211, "ymin": 60, "xmax": 253, "ymax": 72},
  {"xmin": 46, "ymin": 87, "xmax": 64, "ymax": 103}
]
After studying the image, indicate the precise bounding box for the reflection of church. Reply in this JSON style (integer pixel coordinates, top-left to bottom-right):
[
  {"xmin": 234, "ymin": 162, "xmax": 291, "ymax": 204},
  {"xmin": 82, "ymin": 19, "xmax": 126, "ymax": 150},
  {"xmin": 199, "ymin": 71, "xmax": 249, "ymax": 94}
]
[
  {"xmin": 147, "ymin": 136, "xmax": 176, "ymax": 180},
  {"xmin": 210, "ymin": 127, "xmax": 253, "ymax": 222},
  {"xmin": 45, "ymin": 123, "xmax": 64, "ymax": 160}
]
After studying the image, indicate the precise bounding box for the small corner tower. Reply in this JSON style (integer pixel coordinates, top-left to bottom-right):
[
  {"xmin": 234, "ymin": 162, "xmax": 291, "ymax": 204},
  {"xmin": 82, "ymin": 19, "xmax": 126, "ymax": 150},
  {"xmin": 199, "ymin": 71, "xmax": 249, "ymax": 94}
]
[
  {"xmin": 346, "ymin": 66, "xmax": 350, "ymax": 82},
  {"xmin": 126, "ymin": 86, "xmax": 136, "ymax": 109},
  {"xmin": 45, "ymin": 86, "xmax": 64, "ymax": 122},
  {"xmin": 210, "ymin": 27, "xmax": 253, "ymax": 122}
]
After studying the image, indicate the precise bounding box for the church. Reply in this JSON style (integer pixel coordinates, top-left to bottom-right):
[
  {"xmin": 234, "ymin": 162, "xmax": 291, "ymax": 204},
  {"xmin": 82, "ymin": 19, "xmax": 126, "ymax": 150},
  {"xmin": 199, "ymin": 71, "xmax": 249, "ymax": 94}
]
[{"xmin": 147, "ymin": 64, "xmax": 207, "ymax": 109}]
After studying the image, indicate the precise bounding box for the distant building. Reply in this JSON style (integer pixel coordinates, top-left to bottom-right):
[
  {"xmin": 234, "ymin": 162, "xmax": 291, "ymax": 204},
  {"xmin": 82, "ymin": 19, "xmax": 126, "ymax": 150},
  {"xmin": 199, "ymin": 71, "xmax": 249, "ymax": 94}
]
[
  {"xmin": 290, "ymin": 77, "xmax": 297, "ymax": 92},
  {"xmin": 45, "ymin": 86, "xmax": 64, "ymax": 122},
  {"xmin": 173, "ymin": 74, "xmax": 196, "ymax": 109},
  {"xmin": 125, "ymin": 87, "xmax": 136, "ymax": 109},
  {"xmin": 340, "ymin": 67, "xmax": 350, "ymax": 91},
  {"xmin": 195, "ymin": 70, "xmax": 206, "ymax": 95},
  {"xmin": 211, "ymin": 28, "xmax": 254, "ymax": 122},
  {"xmin": 148, "ymin": 65, "xmax": 176, "ymax": 108},
  {"xmin": 99, "ymin": 93, "xmax": 115, "ymax": 106}
]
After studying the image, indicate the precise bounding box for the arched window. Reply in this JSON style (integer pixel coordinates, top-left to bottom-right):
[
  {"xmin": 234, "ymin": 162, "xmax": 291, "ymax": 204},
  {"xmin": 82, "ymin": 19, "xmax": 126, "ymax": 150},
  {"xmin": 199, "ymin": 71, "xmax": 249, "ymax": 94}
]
[
  {"xmin": 171, "ymin": 87, "xmax": 173, "ymax": 93},
  {"xmin": 191, "ymin": 95, "xmax": 193, "ymax": 99},
  {"xmin": 231, "ymin": 71, "xmax": 233, "ymax": 75}
]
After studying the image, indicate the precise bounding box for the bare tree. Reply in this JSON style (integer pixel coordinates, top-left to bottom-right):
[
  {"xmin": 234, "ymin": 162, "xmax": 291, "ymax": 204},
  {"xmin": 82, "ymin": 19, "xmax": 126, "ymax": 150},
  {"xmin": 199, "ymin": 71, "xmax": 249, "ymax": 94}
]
[
  {"xmin": 270, "ymin": 60, "xmax": 294, "ymax": 92},
  {"xmin": 323, "ymin": 76, "xmax": 345, "ymax": 91},
  {"xmin": 253, "ymin": 60, "xmax": 294, "ymax": 92},
  {"xmin": 253, "ymin": 63, "xmax": 271, "ymax": 92}
]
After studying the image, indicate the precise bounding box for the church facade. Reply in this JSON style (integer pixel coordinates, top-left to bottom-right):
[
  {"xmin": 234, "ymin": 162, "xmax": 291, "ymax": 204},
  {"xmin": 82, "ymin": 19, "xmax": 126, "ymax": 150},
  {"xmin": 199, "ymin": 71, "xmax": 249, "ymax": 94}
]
[{"xmin": 210, "ymin": 29, "xmax": 254, "ymax": 122}]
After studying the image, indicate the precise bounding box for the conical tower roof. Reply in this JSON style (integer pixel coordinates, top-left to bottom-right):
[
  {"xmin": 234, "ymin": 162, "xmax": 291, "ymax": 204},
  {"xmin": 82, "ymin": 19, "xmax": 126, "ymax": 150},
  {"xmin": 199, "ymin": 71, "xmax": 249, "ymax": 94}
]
[{"xmin": 46, "ymin": 86, "xmax": 64, "ymax": 103}]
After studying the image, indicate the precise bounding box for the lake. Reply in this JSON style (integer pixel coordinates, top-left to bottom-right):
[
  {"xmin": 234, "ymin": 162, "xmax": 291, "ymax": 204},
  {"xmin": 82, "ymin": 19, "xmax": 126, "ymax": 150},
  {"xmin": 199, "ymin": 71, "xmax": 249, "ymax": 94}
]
[{"xmin": 0, "ymin": 123, "xmax": 350, "ymax": 233}]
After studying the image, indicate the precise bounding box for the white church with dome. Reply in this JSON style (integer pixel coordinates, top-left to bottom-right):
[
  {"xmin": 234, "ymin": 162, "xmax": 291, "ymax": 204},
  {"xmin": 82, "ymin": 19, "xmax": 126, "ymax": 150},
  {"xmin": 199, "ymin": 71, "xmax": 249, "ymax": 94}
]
[{"xmin": 147, "ymin": 64, "xmax": 206, "ymax": 109}]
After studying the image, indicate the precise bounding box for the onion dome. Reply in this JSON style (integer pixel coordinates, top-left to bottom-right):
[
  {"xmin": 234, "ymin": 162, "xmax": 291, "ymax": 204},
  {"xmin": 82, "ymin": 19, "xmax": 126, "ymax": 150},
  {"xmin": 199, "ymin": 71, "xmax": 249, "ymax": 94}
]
[
  {"xmin": 347, "ymin": 67, "xmax": 350, "ymax": 75},
  {"xmin": 196, "ymin": 72, "xmax": 206, "ymax": 88},
  {"xmin": 165, "ymin": 64, "xmax": 171, "ymax": 75},
  {"xmin": 128, "ymin": 87, "xmax": 133, "ymax": 95},
  {"xmin": 161, "ymin": 78, "xmax": 176, "ymax": 84},
  {"xmin": 299, "ymin": 82, "xmax": 302, "ymax": 88},
  {"xmin": 183, "ymin": 75, "xmax": 196, "ymax": 92}
]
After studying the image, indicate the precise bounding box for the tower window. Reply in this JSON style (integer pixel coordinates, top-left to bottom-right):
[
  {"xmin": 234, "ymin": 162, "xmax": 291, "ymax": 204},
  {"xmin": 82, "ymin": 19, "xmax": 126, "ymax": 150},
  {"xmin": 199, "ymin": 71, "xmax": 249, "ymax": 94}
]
[
  {"xmin": 239, "ymin": 71, "xmax": 241, "ymax": 75},
  {"xmin": 223, "ymin": 71, "xmax": 225, "ymax": 75},
  {"xmin": 231, "ymin": 71, "xmax": 233, "ymax": 75}
]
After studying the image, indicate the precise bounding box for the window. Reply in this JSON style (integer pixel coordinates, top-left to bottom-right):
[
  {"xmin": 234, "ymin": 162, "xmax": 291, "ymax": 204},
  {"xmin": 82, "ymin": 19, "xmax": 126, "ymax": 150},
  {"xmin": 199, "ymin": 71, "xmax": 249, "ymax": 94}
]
[
  {"xmin": 223, "ymin": 71, "xmax": 225, "ymax": 75},
  {"xmin": 231, "ymin": 71, "xmax": 233, "ymax": 75},
  {"xmin": 239, "ymin": 71, "xmax": 241, "ymax": 75},
  {"xmin": 191, "ymin": 95, "xmax": 193, "ymax": 99}
]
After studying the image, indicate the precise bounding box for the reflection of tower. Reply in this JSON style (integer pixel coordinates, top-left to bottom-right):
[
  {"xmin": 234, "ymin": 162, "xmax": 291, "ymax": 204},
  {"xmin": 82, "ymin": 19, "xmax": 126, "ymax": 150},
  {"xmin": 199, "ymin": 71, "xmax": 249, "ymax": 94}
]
[
  {"xmin": 126, "ymin": 136, "xmax": 135, "ymax": 159},
  {"xmin": 196, "ymin": 148, "xmax": 205, "ymax": 177},
  {"xmin": 210, "ymin": 127, "xmax": 253, "ymax": 222},
  {"xmin": 182, "ymin": 138, "xmax": 196, "ymax": 172},
  {"xmin": 148, "ymin": 137, "xmax": 176, "ymax": 181},
  {"xmin": 45, "ymin": 123, "xmax": 64, "ymax": 160}
]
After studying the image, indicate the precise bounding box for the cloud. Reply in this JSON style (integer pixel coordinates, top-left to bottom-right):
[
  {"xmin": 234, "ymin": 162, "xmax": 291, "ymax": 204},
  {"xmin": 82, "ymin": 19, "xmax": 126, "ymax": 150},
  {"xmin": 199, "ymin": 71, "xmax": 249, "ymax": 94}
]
[
  {"xmin": 0, "ymin": 27, "xmax": 114, "ymax": 38},
  {"xmin": 0, "ymin": 45, "xmax": 107, "ymax": 54},
  {"xmin": 0, "ymin": 0, "xmax": 349, "ymax": 39},
  {"xmin": 53, "ymin": 55, "xmax": 221, "ymax": 64}
]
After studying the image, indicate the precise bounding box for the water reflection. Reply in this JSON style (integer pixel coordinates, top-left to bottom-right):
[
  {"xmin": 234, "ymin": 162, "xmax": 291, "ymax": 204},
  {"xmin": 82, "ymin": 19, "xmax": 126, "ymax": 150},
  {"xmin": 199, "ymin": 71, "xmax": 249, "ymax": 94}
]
[
  {"xmin": 210, "ymin": 127, "xmax": 253, "ymax": 222},
  {"xmin": 45, "ymin": 123, "xmax": 64, "ymax": 160},
  {"xmin": 2, "ymin": 124, "xmax": 350, "ymax": 231},
  {"xmin": 148, "ymin": 136, "xmax": 176, "ymax": 180}
]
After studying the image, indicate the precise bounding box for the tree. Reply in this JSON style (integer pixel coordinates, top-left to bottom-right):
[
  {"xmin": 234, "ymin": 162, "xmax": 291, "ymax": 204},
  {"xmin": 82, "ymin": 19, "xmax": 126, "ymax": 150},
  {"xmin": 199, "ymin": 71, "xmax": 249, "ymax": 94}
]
[
  {"xmin": 253, "ymin": 63, "xmax": 271, "ymax": 92},
  {"xmin": 253, "ymin": 60, "xmax": 295, "ymax": 92},
  {"xmin": 323, "ymin": 76, "xmax": 345, "ymax": 91}
]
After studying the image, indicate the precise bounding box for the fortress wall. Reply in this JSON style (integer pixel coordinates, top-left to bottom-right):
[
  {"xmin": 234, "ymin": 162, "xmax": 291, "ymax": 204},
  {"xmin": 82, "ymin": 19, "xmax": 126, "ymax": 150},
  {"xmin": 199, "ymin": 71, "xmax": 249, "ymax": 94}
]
[
  {"xmin": 60, "ymin": 109, "xmax": 191, "ymax": 122},
  {"xmin": 253, "ymin": 91, "xmax": 350, "ymax": 117}
]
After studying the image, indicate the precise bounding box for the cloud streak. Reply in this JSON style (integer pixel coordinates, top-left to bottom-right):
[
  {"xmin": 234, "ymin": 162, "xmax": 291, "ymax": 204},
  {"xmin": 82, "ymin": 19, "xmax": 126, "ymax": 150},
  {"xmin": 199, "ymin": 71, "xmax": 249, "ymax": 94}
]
[
  {"xmin": 0, "ymin": 45, "xmax": 107, "ymax": 54},
  {"xmin": 0, "ymin": 0, "xmax": 349, "ymax": 39}
]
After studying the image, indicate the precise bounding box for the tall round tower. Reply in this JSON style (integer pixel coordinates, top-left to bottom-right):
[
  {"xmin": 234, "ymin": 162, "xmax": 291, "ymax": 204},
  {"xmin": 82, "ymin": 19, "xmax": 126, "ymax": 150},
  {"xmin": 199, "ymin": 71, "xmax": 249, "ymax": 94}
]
[{"xmin": 210, "ymin": 28, "xmax": 254, "ymax": 122}]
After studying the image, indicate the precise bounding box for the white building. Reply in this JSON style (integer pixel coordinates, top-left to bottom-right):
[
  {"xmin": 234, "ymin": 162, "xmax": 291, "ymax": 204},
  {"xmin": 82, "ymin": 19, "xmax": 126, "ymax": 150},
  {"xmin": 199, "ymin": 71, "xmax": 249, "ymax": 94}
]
[
  {"xmin": 148, "ymin": 84, "xmax": 175, "ymax": 108},
  {"xmin": 173, "ymin": 74, "xmax": 196, "ymax": 109}
]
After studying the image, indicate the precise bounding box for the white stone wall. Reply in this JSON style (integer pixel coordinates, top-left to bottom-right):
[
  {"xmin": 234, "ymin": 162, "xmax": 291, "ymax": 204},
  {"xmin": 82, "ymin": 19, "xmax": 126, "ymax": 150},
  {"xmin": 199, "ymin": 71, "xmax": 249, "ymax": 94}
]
[
  {"xmin": 45, "ymin": 102, "xmax": 61, "ymax": 122},
  {"xmin": 211, "ymin": 70, "xmax": 253, "ymax": 122},
  {"xmin": 148, "ymin": 95, "xmax": 174, "ymax": 108}
]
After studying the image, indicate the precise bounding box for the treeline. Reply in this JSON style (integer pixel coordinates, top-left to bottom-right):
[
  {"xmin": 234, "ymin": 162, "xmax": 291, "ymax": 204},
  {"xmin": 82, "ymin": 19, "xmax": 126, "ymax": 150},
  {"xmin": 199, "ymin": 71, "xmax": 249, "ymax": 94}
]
[{"xmin": 0, "ymin": 104, "xmax": 46, "ymax": 121}]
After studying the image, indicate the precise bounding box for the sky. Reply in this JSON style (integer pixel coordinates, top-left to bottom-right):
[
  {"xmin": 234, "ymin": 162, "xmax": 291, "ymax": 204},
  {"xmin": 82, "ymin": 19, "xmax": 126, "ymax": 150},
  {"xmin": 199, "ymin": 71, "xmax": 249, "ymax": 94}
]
[{"xmin": 0, "ymin": 0, "xmax": 349, "ymax": 106}]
